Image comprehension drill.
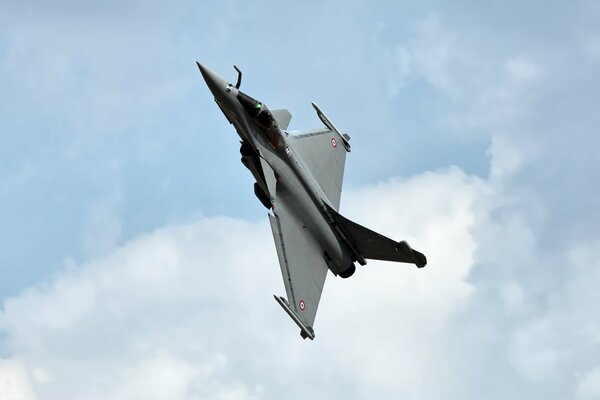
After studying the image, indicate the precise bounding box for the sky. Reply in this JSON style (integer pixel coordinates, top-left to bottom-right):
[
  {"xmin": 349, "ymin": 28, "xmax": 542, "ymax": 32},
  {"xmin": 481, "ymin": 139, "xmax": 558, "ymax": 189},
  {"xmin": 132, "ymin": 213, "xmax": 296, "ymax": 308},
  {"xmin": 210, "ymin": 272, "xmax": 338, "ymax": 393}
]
[{"xmin": 1, "ymin": 0, "xmax": 599, "ymax": 399}]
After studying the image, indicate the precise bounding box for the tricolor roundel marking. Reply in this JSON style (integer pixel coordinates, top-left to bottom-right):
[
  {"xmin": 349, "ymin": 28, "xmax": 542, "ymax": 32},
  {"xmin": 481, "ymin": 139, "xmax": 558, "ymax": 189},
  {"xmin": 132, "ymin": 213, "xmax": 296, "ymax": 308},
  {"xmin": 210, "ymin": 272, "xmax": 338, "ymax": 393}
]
[
  {"xmin": 331, "ymin": 137, "xmax": 337, "ymax": 148},
  {"xmin": 299, "ymin": 299, "xmax": 306, "ymax": 311}
]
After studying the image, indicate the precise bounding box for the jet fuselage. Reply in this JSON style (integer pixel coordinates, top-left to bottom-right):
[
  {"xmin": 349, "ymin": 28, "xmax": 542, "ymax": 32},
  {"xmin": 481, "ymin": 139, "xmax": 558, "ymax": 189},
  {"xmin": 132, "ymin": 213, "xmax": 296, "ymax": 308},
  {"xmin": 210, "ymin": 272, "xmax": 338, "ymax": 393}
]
[{"xmin": 198, "ymin": 64, "xmax": 353, "ymax": 275}]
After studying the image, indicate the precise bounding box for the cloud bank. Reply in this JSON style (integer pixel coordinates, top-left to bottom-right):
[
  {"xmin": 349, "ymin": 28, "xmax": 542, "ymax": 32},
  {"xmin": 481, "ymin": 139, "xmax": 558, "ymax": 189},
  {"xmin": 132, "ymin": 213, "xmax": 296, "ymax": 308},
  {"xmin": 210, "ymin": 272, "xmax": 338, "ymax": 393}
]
[
  {"xmin": 0, "ymin": 168, "xmax": 483, "ymax": 399},
  {"xmin": 2, "ymin": 1, "xmax": 600, "ymax": 399}
]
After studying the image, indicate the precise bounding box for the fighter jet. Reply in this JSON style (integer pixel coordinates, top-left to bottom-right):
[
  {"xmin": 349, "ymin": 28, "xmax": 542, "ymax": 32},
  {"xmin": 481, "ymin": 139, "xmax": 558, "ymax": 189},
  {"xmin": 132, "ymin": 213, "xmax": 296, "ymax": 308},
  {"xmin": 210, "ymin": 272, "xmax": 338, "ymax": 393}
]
[{"xmin": 197, "ymin": 63, "xmax": 427, "ymax": 340}]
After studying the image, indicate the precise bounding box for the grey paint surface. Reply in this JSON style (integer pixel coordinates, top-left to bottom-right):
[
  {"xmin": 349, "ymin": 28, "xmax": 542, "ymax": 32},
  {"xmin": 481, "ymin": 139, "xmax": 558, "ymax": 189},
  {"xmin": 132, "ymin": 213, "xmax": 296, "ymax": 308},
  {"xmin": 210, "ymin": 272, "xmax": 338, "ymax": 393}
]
[{"xmin": 197, "ymin": 63, "xmax": 427, "ymax": 339}]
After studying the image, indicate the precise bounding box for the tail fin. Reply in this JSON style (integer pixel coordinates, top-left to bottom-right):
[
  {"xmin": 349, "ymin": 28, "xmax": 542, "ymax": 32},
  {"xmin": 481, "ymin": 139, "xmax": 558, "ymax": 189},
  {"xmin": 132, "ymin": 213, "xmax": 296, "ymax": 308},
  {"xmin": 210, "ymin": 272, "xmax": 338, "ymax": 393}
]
[{"xmin": 325, "ymin": 204, "xmax": 427, "ymax": 268}]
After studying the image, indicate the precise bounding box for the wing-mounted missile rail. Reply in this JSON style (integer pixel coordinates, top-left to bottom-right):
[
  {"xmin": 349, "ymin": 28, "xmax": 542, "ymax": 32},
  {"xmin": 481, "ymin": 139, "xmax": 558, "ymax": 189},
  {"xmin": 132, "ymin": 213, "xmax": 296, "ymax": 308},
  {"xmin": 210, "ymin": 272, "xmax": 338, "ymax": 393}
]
[
  {"xmin": 311, "ymin": 102, "xmax": 351, "ymax": 152},
  {"xmin": 273, "ymin": 295, "xmax": 316, "ymax": 340},
  {"xmin": 397, "ymin": 240, "xmax": 427, "ymax": 268}
]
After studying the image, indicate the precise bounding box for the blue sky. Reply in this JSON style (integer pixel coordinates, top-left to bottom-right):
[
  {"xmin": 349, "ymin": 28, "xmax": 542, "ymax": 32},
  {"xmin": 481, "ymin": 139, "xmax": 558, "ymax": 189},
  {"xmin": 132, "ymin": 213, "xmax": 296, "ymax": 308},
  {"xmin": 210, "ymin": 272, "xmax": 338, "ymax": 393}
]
[
  {"xmin": 0, "ymin": 0, "xmax": 494, "ymax": 297},
  {"xmin": 1, "ymin": 1, "xmax": 600, "ymax": 399}
]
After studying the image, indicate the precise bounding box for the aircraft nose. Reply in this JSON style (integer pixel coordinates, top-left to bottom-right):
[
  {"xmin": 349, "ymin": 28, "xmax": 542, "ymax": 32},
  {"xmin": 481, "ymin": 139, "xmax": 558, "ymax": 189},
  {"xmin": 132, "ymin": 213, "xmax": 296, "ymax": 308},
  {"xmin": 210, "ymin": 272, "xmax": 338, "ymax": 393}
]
[{"xmin": 196, "ymin": 62, "xmax": 229, "ymax": 98}]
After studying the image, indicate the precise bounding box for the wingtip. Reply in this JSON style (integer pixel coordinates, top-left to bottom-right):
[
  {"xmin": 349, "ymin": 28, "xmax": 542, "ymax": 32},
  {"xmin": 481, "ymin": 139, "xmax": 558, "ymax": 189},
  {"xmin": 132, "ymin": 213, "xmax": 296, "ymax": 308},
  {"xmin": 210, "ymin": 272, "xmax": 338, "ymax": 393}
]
[
  {"xmin": 273, "ymin": 295, "xmax": 316, "ymax": 341},
  {"xmin": 398, "ymin": 240, "xmax": 427, "ymax": 268},
  {"xmin": 414, "ymin": 250, "xmax": 427, "ymax": 268}
]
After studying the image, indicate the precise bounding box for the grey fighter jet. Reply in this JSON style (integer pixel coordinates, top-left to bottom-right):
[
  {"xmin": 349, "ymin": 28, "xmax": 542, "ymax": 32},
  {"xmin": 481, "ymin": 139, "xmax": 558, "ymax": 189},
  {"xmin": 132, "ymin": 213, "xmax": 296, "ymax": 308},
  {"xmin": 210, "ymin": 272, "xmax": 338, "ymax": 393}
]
[{"xmin": 197, "ymin": 63, "xmax": 427, "ymax": 340}]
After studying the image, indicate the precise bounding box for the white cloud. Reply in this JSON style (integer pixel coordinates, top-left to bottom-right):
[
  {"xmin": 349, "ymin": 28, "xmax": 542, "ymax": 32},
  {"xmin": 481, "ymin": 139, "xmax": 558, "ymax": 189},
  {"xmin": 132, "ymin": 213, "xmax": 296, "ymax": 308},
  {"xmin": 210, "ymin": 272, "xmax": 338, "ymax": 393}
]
[
  {"xmin": 0, "ymin": 359, "xmax": 35, "ymax": 400},
  {"xmin": 0, "ymin": 168, "xmax": 483, "ymax": 399},
  {"xmin": 321, "ymin": 168, "xmax": 484, "ymax": 398},
  {"xmin": 500, "ymin": 281, "xmax": 524, "ymax": 315},
  {"xmin": 112, "ymin": 350, "xmax": 206, "ymax": 400},
  {"xmin": 488, "ymin": 134, "xmax": 540, "ymax": 180},
  {"xmin": 577, "ymin": 367, "xmax": 600, "ymax": 399},
  {"xmin": 368, "ymin": 7, "xmax": 600, "ymax": 398},
  {"xmin": 508, "ymin": 317, "xmax": 566, "ymax": 382}
]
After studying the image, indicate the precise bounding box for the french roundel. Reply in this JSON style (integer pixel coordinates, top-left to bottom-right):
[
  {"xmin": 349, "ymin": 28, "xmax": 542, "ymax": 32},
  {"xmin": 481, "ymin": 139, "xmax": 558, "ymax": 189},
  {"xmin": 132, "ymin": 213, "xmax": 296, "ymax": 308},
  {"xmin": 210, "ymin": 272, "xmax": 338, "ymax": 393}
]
[
  {"xmin": 299, "ymin": 299, "xmax": 306, "ymax": 311},
  {"xmin": 331, "ymin": 137, "xmax": 337, "ymax": 148}
]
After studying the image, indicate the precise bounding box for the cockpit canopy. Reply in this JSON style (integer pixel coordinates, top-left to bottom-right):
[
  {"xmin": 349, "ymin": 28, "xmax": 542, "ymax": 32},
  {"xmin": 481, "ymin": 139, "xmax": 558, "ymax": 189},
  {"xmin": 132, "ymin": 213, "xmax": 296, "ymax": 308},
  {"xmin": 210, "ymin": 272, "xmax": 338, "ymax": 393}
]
[
  {"xmin": 237, "ymin": 91, "xmax": 283, "ymax": 148},
  {"xmin": 237, "ymin": 91, "xmax": 262, "ymax": 118}
]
